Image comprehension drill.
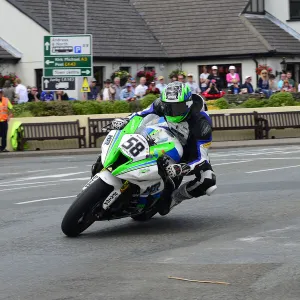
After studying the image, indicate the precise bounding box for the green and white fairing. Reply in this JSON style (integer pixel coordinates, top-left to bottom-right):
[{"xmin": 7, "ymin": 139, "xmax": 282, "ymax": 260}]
[{"xmin": 98, "ymin": 114, "xmax": 183, "ymax": 210}]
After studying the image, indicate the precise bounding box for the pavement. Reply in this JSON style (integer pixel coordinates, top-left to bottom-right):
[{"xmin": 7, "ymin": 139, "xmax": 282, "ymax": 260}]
[{"xmin": 1, "ymin": 145, "xmax": 300, "ymax": 299}]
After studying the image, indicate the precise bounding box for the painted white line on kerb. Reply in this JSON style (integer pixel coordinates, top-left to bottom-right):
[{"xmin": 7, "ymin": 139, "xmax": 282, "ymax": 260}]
[
  {"xmin": 246, "ymin": 164, "xmax": 300, "ymax": 174},
  {"xmin": 15, "ymin": 195, "xmax": 77, "ymax": 205}
]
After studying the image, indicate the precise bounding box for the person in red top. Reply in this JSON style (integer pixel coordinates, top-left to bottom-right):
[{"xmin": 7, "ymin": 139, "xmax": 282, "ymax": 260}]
[
  {"xmin": 0, "ymin": 89, "xmax": 13, "ymax": 152},
  {"xmin": 146, "ymin": 82, "xmax": 160, "ymax": 95}
]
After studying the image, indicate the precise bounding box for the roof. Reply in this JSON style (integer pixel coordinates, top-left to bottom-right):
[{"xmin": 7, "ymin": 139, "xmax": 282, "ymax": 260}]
[
  {"xmin": 6, "ymin": 0, "xmax": 167, "ymax": 58},
  {"xmin": 0, "ymin": 46, "xmax": 18, "ymax": 60},
  {"xmin": 5, "ymin": 0, "xmax": 300, "ymax": 59},
  {"xmin": 245, "ymin": 16, "xmax": 300, "ymax": 54}
]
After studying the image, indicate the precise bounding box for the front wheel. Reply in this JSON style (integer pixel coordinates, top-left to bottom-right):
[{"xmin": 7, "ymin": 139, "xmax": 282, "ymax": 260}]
[{"xmin": 61, "ymin": 178, "xmax": 113, "ymax": 237}]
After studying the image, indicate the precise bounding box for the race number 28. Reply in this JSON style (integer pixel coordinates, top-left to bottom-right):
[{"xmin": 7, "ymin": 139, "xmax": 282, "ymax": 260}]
[{"xmin": 121, "ymin": 137, "xmax": 145, "ymax": 157}]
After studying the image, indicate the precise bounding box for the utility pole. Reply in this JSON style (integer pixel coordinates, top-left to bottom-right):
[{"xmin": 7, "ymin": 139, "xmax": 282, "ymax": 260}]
[
  {"xmin": 84, "ymin": 0, "xmax": 88, "ymax": 34},
  {"xmin": 48, "ymin": 0, "xmax": 53, "ymax": 34}
]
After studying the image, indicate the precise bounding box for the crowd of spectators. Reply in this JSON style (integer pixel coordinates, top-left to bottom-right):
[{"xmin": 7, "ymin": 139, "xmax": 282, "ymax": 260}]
[
  {"xmin": 1, "ymin": 78, "xmax": 70, "ymax": 104},
  {"xmin": 87, "ymin": 65, "xmax": 299, "ymax": 102},
  {"xmin": 2, "ymin": 66, "xmax": 300, "ymax": 105}
]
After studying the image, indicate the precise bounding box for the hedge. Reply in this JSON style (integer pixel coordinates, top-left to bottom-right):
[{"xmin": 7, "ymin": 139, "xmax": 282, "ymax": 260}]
[
  {"xmin": 12, "ymin": 94, "xmax": 158, "ymax": 117},
  {"xmin": 207, "ymin": 92, "xmax": 300, "ymax": 110}
]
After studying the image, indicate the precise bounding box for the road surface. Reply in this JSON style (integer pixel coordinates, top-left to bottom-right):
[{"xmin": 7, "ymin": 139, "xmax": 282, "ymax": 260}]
[{"xmin": 1, "ymin": 145, "xmax": 300, "ymax": 300}]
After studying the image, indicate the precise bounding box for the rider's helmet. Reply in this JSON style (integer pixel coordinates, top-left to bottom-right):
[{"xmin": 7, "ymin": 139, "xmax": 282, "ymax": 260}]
[{"xmin": 161, "ymin": 81, "xmax": 192, "ymax": 123}]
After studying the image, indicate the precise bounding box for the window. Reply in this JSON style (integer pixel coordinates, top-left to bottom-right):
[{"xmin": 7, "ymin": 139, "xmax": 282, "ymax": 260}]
[
  {"xmin": 93, "ymin": 66, "xmax": 104, "ymax": 89},
  {"xmin": 290, "ymin": 0, "xmax": 300, "ymax": 19},
  {"xmin": 119, "ymin": 66, "xmax": 131, "ymax": 73},
  {"xmin": 35, "ymin": 69, "xmax": 43, "ymax": 91},
  {"xmin": 244, "ymin": 0, "xmax": 265, "ymax": 14},
  {"xmin": 198, "ymin": 64, "xmax": 242, "ymax": 88},
  {"xmin": 144, "ymin": 66, "xmax": 155, "ymax": 72}
]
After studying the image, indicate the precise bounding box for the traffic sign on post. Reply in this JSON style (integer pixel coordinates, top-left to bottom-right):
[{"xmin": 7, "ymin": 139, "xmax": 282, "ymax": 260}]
[
  {"xmin": 42, "ymin": 77, "xmax": 76, "ymax": 91},
  {"xmin": 44, "ymin": 35, "xmax": 93, "ymax": 77}
]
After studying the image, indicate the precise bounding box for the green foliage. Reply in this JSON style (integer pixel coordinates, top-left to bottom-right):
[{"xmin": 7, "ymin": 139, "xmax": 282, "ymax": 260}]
[
  {"xmin": 214, "ymin": 98, "xmax": 230, "ymax": 109},
  {"xmin": 140, "ymin": 94, "xmax": 157, "ymax": 109},
  {"xmin": 240, "ymin": 98, "xmax": 267, "ymax": 108},
  {"xmin": 268, "ymin": 92, "xmax": 295, "ymax": 107}
]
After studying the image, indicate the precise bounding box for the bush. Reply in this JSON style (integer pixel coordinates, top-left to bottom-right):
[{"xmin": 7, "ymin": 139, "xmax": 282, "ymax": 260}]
[
  {"xmin": 215, "ymin": 98, "xmax": 229, "ymax": 109},
  {"xmin": 240, "ymin": 98, "xmax": 267, "ymax": 108},
  {"xmin": 140, "ymin": 94, "xmax": 157, "ymax": 109},
  {"xmin": 267, "ymin": 92, "xmax": 295, "ymax": 107}
]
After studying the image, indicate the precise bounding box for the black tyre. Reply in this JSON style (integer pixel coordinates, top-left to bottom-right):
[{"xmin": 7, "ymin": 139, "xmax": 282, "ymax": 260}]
[
  {"xmin": 61, "ymin": 178, "xmax": 113, "ymax": 237},
  {"xmin": 131, "ymin": 207, "xmax": 158, "ymax": 222}
]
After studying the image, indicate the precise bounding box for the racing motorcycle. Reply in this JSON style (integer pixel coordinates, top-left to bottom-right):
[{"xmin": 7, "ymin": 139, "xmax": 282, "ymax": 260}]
[{"xmin": 61, "ymin": 114, "xmax": 184, "ymax": 237}]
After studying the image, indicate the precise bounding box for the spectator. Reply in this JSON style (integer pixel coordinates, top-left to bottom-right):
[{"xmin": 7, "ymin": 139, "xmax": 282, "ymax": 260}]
[
  {"xmin": 203, "ymin": 79, "xmax": 222, "ymax": 95},
  {"xmin": 229, "ymin": 80, "xmax": 241, "ymax": 94},
  {"xmin": 208, "ymin": 66, "xmax": 223, "ymax": 91},
  {"xmin": 171, "ymin": 75, "xmax": 178, "ymax": 82},
  {"xmin": 146, "ymin": 82, "xmax": 160, "ymax": 95},
  {"xmin": 269, "ymin": 74, "xmax": 278, "ymax": 93},
  {"xmin": 178, "ymin": 74, "xmax": 185, "ymax": 83},
  {"xmin": 28, "ymin": 87, "xmax": 40, "ymax": 102},
  {"xmin": 226, "ymin": 66, "xmax": 240, "ymax": 87},
  {"xmin": 277, "ymin": 73, "xmax": 287, "ymax": 90},
  {"xmin": 200, "ymin": 66, "xmax": 210, "ymax": 93},
  {"xmin": 112, "ymin": 77, "xmax": 122, "ymax": 100},
  {"xmin": 287, "ymin": 72, "xmax": 295, "ymax": 88},
  {"xmin": 241, "ymin": 76, "xmax": 254, "ymax": 94},
  {"xmin": 156, "ymin": 76, "xmax": 167, "ymax": 93},
  {"xmin": 130, "ymin": 79, "xmax": 137, "ymax": 94},
  {"xmin": 186, "ymin": 73, "xmax": 200, "ymax": 94},
  {"xmin": 56, "ymin": 90, "xmax": 69, "ymax": 101},
  {"xmin": 135, "ymin": 77, "xmax": 148, "ymax": 98},
  {"xmin": 281, "ymin": 80, "xmax": 293, "ymax": 92},
  {"xmin": 40, "ymin": 91, "xmax": 54, "ymax": 101},
  {"xmin": 99, "ymin": 79, "xmax": 115, "ymax": 101},
  {"xmin": 0, "ymin": 88, "xmax": 13, "ymax": 152},
  {"xmin": 87, "ymin": 78, "xmax": 100, "ymax": 100},
  {"xmin": 2, "ymin": 80, "xmax": 15, "ymax": 103},
  {"xmin": 258, "ymin": 70, "xmax": 272, "ymax": 98},
  {"xmin": 15, "ymin": 78, "xmax": 28, "ymax": 103},
  {"xmin": 120, "ymin": 83, "xmax": 135, "ymax": 101}
]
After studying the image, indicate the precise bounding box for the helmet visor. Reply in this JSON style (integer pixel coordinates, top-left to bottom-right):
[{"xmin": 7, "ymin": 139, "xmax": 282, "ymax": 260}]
[{"xmin": 163, "ymin": 102, "xmax": 190, "ymax": 117}]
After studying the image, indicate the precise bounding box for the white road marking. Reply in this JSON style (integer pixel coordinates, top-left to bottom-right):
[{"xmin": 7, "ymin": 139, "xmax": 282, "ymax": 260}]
[
  {"xmin": 0, "ymin": 183, "xmax": 59, "ymax": 193},
  {"xmin": 246, "ymin": 164, "xmax": 300, "ymax": 174},
  {"xmin": 214, "ymin": 160, "xmax": 253, "ymax": 166},
  {"xmin": 0, "ymin": 171, "xmax": 89, "ymax": 185},
  {"xmin": 0, "ymin": 177, "xmax": 90, "ymax": 187},
  {"xmin": 15, "ymin": 195, "xmax": 77, "ymax": 205},
  {"xmin": 4, "ymin": 166, "xmax": 78, "ymax": 176}
]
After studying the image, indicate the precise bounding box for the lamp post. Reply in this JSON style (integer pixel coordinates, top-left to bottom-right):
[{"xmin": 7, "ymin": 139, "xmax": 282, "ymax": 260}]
[{"xmin": 48, "ymin": 0, "xmax": 53, "ymax": 34}]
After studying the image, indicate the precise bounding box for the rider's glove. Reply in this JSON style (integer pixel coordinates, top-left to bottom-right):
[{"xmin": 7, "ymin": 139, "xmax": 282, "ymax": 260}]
[
  {"xmin": 165, "ymin": 163, "xmax": 192, "ymax": 178},
  {"xmin": 111, "ymin": 118, "xmax": 129, "ymax": 130}
]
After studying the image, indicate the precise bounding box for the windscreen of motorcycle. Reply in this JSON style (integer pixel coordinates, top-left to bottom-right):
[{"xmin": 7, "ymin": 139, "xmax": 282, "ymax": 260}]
[{"xmin": 101, "ymin": 130, "xmax": 118, "ymax": 166}]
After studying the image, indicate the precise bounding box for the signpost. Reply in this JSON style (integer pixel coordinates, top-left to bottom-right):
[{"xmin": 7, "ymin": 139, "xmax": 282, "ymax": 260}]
[
  {"xmin": 42, "ymin": 77, "xmax": 76, "ymax": 91},
  {"xmin": 44, "ymin": 35, "xmax": 93, "ymax": 78}
]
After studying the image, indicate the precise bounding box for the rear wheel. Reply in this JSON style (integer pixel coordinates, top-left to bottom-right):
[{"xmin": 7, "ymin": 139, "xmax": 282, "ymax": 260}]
[{"xmin": 61, "ymin": 178, "xmax": 113, "ymax": 237}]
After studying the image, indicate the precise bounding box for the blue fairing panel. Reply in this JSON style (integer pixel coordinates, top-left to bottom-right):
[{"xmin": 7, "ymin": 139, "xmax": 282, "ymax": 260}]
[{"xmin": 165, "ymin": 148, "xmax": 181, "ymax": 163}]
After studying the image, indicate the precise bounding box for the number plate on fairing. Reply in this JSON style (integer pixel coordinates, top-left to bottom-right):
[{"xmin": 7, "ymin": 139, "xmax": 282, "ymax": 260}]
[{"xmin": 119, "ymin": 134, "xmax": 149, "ymax": 162}]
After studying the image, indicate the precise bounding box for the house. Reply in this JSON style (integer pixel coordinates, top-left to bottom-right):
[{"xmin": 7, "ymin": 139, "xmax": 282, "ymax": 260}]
[{"xmin": 0, "ymin": 0, "xmax": 300, "ymax": 98}]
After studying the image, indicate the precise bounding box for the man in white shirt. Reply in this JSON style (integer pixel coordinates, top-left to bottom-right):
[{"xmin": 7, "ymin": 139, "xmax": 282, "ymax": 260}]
[
  {"xmin": 15, "ymin": 78, "xmax": 28, "ymax": 104},
  {"xmin": 186, "ymin": 74, "xmax": 200, "ymax": 94},
  {"xmin": 135, "ymin": 77, "xmax": 148, "ymax": 98},
  {"xmin": 156, "ymin": 76, "xmax": 167, "ymax": 93}
]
